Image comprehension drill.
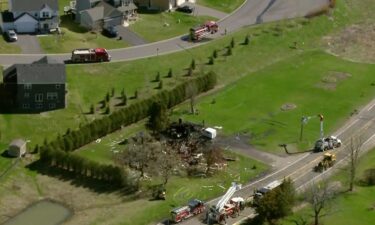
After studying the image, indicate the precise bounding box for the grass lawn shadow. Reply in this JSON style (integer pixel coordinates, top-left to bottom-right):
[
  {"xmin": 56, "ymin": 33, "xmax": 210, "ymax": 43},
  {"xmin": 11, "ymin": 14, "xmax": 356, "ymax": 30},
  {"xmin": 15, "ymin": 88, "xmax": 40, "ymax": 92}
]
[{"xmin": 26, "ymin": 161, "xmax": 124, "ymax": 194}]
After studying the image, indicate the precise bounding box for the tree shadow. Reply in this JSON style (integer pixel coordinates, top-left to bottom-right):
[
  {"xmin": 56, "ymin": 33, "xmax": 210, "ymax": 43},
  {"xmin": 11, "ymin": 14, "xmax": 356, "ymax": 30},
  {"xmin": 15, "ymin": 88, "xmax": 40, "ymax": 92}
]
[
  {"xmin": 26, "ymin": 160, "xmax": 127, "ymax": 194},
  {"xmin": 59, "ymin": 15, "xmax": 88, "ymax": 34}
]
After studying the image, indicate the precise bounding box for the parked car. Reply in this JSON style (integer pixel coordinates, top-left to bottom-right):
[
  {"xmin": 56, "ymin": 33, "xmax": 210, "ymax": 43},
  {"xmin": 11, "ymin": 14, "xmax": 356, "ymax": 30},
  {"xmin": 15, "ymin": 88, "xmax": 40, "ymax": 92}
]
[
  {"xmin": 5, "ymin": 29, "xmax": 17, "ymax": 42},
  {"xmin": 176, "ymin": 5, "xmax": 194, "ymax": 13},
  {"xmin": 102, "ymin": 26, "xmax": 118, "ymax": 38}
]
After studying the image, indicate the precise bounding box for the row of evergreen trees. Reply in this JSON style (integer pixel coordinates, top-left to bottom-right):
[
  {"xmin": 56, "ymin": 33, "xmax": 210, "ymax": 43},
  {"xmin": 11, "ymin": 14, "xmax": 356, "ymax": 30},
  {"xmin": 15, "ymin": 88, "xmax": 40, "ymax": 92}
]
[{"xmin": 45, "ymin": 71, "xmax": 216, "ymax": 153}]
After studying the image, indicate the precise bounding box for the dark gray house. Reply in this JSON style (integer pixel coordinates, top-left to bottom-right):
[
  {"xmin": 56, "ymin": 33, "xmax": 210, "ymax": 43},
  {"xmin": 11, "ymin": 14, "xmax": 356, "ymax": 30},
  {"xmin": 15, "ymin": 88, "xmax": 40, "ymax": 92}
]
[
  {"xmin": 71, "ymin": 0, "xmax": 137, "ymax": 29},
  {"xmin": 2, "ymin": 57, "xmax": 66, "ymax": 113}
]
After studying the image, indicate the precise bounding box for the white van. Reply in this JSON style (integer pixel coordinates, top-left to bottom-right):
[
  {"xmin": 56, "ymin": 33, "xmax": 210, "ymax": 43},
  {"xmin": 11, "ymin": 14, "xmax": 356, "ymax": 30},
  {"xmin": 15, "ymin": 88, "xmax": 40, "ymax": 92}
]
[{"xmin": 202, "ymin": 127, "xmax": 217, "ymax": 139}]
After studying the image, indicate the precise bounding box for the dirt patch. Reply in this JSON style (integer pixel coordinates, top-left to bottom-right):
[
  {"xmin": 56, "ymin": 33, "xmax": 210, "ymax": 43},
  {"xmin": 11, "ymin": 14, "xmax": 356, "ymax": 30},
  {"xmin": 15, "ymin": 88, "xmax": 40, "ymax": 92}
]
[
  {"xmin": 316, "ymin": 71, "xmax": 351, "ymax": 90},
  {"xmin": 280, "ymin": 103, "xmax": 297, "ymax": 111},
  {"xmin": 323, "ymin": 22, "xmax": 375, "ymax": 63}
]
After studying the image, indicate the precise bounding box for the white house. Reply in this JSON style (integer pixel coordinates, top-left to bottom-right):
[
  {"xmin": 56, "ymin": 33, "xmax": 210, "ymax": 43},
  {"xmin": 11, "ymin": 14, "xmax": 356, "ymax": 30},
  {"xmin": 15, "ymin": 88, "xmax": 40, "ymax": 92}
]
[{"xmin": 0, "ymin": 0, "xmax": 59, "ymax": 33}]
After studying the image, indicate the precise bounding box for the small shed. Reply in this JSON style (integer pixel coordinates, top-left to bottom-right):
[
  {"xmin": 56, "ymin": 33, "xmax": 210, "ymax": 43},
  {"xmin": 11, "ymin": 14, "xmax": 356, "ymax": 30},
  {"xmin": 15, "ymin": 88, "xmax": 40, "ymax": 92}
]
[
  {"xmin": 8, "ymin": 139, "xmax": 27, "ymax": 157},
  {"xmin": 202, "ymin": 127, "xmax": 217, "ymax": 139}
]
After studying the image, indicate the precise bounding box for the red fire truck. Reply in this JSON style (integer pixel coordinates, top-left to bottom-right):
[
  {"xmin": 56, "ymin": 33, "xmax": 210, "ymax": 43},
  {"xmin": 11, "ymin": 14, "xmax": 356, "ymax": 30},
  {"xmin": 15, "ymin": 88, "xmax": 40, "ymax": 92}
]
[
  {"xmin": 71, "ymin": 48, "xmax": 111, "ymax": 63},
  {"xmin": 189, "ymin": 21, "xmax": 219, "ymax": 41},
  {"xmin": 171, "ymin": 199, "xmax": 206, "ymax": 223}
]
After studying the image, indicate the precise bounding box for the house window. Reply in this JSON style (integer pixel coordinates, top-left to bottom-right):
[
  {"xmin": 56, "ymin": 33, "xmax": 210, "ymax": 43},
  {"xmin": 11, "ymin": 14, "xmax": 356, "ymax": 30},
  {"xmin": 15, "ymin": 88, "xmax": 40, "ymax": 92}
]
[
  {"xmin": 24, "ymin": 84, "xmax": 32, "ymax": 90},
  {"xmin": 56, "ymin": 84, "xmax": 61, "ymax": 89},
  {"xmin": 49, "ymin": 103, "xmax": 56, "ymax": 109},
  {"xmin": 36, "ymin": 103, "xmax": 43, "ymax": 109},
  {"xmin": 35, "ymin": 93, "xmax": 43, "ymax": 102},
  {"xmin": 42, "ymin": 11, "xmax": 50, "ymax": 18},
  {"xmin": 24, "ymin": 93, "xmax": 30, "ymax": 98},
  {"xmin": 47, "ymin": 92, "xmax": 58, "ymax": 100},
  {"xmin": 22, "ymin": 104, "xmax": 30, "ymax": 109}
]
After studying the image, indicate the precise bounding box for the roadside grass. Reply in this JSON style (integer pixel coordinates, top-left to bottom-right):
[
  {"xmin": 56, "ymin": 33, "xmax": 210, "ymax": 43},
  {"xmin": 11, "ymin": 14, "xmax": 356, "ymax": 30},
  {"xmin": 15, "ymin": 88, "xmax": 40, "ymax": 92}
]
[
  {"xmin": 197, "ymin": 0, "xmax": 245, "ymax": 13},
  {"xmin": 0, "ymin": 36, "xmax": 21, "ymax": 54},
  {"xmin": 129, "ymin": 11, "xmax": 216, "ymax": 42},
  {"xmin": 280, "ymin": 148, "xmax": 375, "ymax": 225},
  {"xmin": 38, "ymin": 15, "xmax": 129, "ymax": 53},
  {"xmin": 173, "ymin": 51, "xmax": 375, "ymax": 152}
]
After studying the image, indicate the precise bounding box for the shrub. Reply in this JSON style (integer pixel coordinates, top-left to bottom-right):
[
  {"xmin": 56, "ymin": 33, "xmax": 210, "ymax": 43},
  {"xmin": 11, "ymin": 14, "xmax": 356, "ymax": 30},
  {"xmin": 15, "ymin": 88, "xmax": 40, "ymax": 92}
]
[
  {"xmin": 244, "ymin": 34, "xmax": 250, "ymax": 45},
  {"xmin": 187, "ymin": 67, "xmax": 193, "ymax": 76},
  {"xmin": 158, "ymin": 80, "xmax": 163, "ymax": 89},
  {"xmin": 230, "ymin": 38, "xmax": 235, "ymax": 48},
  {"xmin": 155, "ymin": 72, "xmax": 160, "ymax": 82},
  {"xmin": 227, "ymin": 46, "xmax": 232, "ymax": 56},
  {"xmin": 90, "ymin": 104, "xmax": 95, "ymax": 114},
  {"xmin": 362, "ymin": 168, "xmax": 375, "ymax": 186},
  {"xmin": 191, "ymin": 59, "xmax": 196, "ymax": 70},
  {"xmin": 134, "ymin": 90, "xmax": 138, "ymax": 99},
  {"xmin": 208, "ymin": 57, "xmax": 214, "ymax": 65}
]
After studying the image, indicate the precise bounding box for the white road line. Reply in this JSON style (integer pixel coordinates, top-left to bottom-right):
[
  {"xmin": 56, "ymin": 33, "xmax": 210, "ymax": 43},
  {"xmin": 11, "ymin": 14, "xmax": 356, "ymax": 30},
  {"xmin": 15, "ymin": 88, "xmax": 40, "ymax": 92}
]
[
  {"xmin": 363, "ymin": 133, "xmax": 375, "ymax": 146},
  {"xmin": 367, "ymin": 102, "xmax": 375, "ymax": 111},
  {"xmin": 334, "ymin": 118, "xmax": 358, "ymax": 137}
]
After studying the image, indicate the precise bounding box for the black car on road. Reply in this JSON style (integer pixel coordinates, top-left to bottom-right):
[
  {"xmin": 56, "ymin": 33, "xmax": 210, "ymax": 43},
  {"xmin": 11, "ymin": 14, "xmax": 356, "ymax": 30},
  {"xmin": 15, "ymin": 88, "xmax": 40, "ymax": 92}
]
[
  {"xmin": 102, "ymin": 26, "xmax": 118, "ymax": 38},
  {"xmin": 176, "ymin": 5, "xmax": 194, "ymax": 13}
]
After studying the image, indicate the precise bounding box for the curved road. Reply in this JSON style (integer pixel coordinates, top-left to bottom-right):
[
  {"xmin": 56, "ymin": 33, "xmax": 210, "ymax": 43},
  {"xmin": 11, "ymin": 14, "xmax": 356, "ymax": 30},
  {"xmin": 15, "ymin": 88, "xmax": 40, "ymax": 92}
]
[{"xmin": 0, "ymin": 0, "xmax": 329, "ymax": 66}]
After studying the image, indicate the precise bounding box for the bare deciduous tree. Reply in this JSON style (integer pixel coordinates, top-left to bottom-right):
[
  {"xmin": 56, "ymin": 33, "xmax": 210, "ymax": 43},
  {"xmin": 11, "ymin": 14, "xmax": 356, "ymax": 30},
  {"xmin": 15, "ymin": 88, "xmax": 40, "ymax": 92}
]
[
  {"xmin": 305, "ymin": 179, "xmax": 337, "ymax": 225},
  {"xmin": 157, "ymin": 142, "xmax": 180, "ymax": 186},
  {"xmin": 348, "ymin": 136, "xmax": 363, "ymax": 191}
]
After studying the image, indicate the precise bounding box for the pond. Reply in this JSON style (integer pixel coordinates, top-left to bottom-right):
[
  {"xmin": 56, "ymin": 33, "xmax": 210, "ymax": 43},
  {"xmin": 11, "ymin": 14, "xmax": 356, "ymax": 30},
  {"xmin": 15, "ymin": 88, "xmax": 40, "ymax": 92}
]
[{"xmin": 4, "ymin": 200, "xmax": 72, "ymax": 225}]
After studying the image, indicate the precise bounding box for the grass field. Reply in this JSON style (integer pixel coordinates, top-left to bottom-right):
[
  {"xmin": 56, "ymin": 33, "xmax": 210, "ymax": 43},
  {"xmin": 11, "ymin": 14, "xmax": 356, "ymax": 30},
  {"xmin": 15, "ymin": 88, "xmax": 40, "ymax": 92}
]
[
  {"xmin": 280, "ymin": 148, "xmax": 375, "ymax": 225},
  {"xmin": 174, "ymin": 51, "xmax": 375, "ymax": 151},
  {"xmin": 197, "ymin": 0, "xmax": 245, "ymax": 13},
  {"xmin": 129, "ymin": 11, "xmax": 216, "ymax": 42}
]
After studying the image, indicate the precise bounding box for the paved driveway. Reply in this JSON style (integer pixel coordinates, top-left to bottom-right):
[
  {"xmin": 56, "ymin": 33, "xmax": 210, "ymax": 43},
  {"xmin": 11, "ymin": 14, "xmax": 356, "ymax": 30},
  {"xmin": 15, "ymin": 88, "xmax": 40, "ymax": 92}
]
[
  {"xmin": 115, "ymin": 25, "xmax": 148, "ymax": 46},
  {"xmin": 16, "ymin": 34, "xmax": 43, "ymax": 54},
  {"xmin": 182, "ymin": 3, "xmax": 229, "ymax": 19}
]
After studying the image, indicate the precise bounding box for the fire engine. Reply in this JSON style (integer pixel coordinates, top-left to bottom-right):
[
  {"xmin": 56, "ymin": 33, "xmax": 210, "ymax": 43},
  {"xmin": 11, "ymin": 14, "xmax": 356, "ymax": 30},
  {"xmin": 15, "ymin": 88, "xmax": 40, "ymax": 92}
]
[
  {"xmin": 208, "ymin": 182, "xmax": 243, "ymax": 224},
  {"xmin": 189, "ymin": 21, "xmax": 219, "ymax": 41},
  {"xmin": 71, "ymin": 48, "xmax": 111, "ymax": 63},
  {"xmin": 171, "ymin": 199, "xmax": 206, "ymax": 223}
]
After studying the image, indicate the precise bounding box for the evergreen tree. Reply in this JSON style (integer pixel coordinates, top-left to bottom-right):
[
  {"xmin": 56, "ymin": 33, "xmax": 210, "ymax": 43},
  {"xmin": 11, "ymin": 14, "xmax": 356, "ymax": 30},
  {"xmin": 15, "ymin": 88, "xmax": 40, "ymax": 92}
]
[
  {"xmin": 244, "ymin": 34, "xmax": 250, "ymax": 45},
  {"xmin": 111, "ymin": 87, "xmax": 115, "ymax": 97},
  {"xmin": 155, "ymin": 72, "xmax": 160, "ymax": 82},
  {"xmin": 191, "ymin": 59, "xmax": 196, "ymax": 70},
  {"xmin": 208, "ymin": 57, "xmax": 214, "ymax": 65},
  {"xmin": 227, "ymin": 46, "xmax": 232, "ymax": 56},
  {"xmin": 147, "ymin": 101, "xmax": 169, "ymax": 133},
  {"xmin": 106, "ymin": 92, "xmax": 110, "ymax": 102},
  {"xmin": 230, "ymin": 37, "xmax": 235, "ymax": 48},
  {"xmin": 212, "ymin": 49, "xmax": 218, "ymax": 58},
  {"xmin": 158, "ymin": 80, "xmax": 163, "ymax": 89},
  {"xmin": 167, "ymin": 68, "xmax": 173, "ymax": 78}
]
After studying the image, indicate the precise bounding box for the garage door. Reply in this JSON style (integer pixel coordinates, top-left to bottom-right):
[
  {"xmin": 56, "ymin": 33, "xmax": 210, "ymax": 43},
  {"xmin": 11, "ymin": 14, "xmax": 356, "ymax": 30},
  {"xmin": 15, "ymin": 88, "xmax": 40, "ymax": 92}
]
[{"xmin": 14, "ymin": 14, "xmax": 37, "ymax": 33}]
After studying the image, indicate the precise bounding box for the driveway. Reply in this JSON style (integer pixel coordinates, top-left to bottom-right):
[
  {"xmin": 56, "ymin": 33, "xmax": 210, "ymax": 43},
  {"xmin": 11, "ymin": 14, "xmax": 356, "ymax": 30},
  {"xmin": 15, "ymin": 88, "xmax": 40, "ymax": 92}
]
[
  {"xmin": 16, "ymin": 34, "xmax": 43, "ymax": 54},
  {"xmin": 182, "ymin": 3, "xmax": 229, "ymax": 19},
  {"xmin": 115, "ymin": 25, "xmax": 148, "ymax": 46}
]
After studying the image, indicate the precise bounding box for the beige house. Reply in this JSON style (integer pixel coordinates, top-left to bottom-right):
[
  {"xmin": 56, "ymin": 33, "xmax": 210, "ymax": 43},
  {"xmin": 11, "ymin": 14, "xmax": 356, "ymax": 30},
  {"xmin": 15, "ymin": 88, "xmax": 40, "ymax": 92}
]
[
  {"xmin": 135, "ymin": 0, "xmax": 195, "ymax": 11},
  {"xmin": 8, "ymin": 139, "xmax": 27, "ymax": 157}
]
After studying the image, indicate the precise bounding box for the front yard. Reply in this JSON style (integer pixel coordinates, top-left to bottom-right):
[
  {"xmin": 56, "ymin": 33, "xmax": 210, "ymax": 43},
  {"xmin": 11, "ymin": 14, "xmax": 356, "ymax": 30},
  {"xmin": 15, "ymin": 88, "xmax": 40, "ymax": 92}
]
[
  {"xmin": 128, "ymin": 11, "xmax": 216, "ymax": 42},
  {"xmin": 197, "ymin": 0, "xmax": 245, "ymax": 13},
  {"xmin": 38, "ymin": 15, "xmax": 129, "ymax": 53}
]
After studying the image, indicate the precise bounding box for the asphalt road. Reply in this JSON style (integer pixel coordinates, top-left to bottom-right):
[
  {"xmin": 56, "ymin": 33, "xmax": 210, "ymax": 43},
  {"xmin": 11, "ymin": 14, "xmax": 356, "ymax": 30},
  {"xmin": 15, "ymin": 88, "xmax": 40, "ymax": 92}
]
[
  {"xmin": 0, "ymin": 0, "xmax": 330, "ymax": 66},
  {"xmin": 170, "ymin": 97, "xmax": 375, "ymax": 225}
]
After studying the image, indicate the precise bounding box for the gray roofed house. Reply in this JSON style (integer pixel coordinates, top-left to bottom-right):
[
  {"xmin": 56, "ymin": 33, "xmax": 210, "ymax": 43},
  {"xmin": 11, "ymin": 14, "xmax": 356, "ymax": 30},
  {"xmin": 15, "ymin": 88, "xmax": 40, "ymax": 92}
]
[
  {"xmin": 2, "ymin": 57, "xmax": 66, "ymax": 112},
  {"xmin": 73, "ymin": 0, "xmax": 137, "ymax": 29},
  {"xmin": 0, "ymin": 0, "xmax": 60, "ymax": 33},
  {"xmin": 10, "ymin": 0, "xmax": 58, "ymax": 12}
]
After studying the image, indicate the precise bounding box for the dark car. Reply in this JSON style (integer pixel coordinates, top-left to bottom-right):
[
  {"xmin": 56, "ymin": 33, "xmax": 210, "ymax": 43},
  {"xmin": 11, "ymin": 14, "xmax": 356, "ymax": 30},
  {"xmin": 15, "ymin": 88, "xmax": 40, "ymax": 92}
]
[
  {"xmin": 5, "ymin": 29, "xmax": 17, "ymax": 42},
  {"xmin": 176, "ymin": 5, "xmax": 194, "ymax": 13},
  {"xmin": 102, "ymin": 26, "xmax": 118, "ymax": 38}
]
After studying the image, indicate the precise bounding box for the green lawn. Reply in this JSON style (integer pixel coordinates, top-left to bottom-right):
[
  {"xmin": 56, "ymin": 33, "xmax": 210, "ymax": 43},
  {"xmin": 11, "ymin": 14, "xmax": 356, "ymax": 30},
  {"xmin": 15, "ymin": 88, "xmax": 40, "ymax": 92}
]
[
  {"xmin": 129, "ymin": 11, "xmax": 216, "ymax": 42},
  {"xmin": 174, "ymin": 51, "xmax": 375, "ymax": 152},
  {"xmin": 197, "ymin": 0, "xmax": 245, "ymax": 13},
  {"xmin": 0, "ymin": 37, "xmax": 21, "ymax": 54},
  {"xmin": 74, "ymin": 122, "xmax": 145, "ymax": 164},
  {"xmin": 38, "ymin": 15, "xmax": 129, "ymax": 53}
]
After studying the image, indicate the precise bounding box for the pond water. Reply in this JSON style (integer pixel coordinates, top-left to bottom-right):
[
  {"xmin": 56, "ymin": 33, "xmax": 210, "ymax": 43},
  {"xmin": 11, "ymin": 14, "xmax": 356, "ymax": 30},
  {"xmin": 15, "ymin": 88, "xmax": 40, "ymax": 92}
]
[{"xmin": 4, "ymin": 200, "xmax": 72, "ymax": 225}]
